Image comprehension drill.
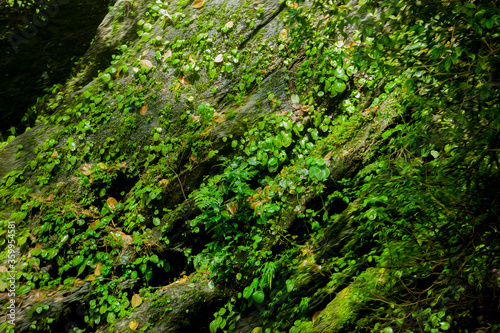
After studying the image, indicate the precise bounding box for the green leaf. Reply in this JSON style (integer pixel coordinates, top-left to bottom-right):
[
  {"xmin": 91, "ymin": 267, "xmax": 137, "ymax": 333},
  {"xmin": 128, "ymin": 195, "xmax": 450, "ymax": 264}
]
[
  {"xmin": 72, "ymin": 255, "xmax": 84, "ymax": 267},
  {"xmin": 309, "ymin": 165, "xmax": 330, "ymax": 181},
  {"xmin": 267, "ymin": 157, "xmax": 279, "ymax": 173},
  {"xmin": 209, "ymin": 319, "xmax": 218, "ymax": 333},
  {"xmin": 150, "ymin": 254, "xmax": 159, "ymax": 263},
  {"xmin": 286, "ymin": 279, "xmax": 294, "ymax": 292},
  {"xmin": 332, "ymin": 80, "xmax": 346, "ymax": 93},
  {"xmin": 291, "ymin": 94, "xmax": 300, "ymax": 104},
  {"xmin": 153, "ymin": 217, "xmax": 161, "ymax": 226},
  {"xmin": 243, "ymin": 286, "xmax": 254, "ymax": 299},
  {"xmin": 281, "ymin": 132, "xmax": 293, "ymax": 148},
  {"xmin": 102, "ymin": 73, "xmax": 111, "ymax": 82},
  {"xmin": 17, "ymin": 285, "xmax": 31, "ymax": 295},
  {"xmin": 440, "ymin": 322, "xmax": 450, "ymax": 330},
  {"xmin": 252, "ymin": 290, "xmax": 265, "ymax": 303}
]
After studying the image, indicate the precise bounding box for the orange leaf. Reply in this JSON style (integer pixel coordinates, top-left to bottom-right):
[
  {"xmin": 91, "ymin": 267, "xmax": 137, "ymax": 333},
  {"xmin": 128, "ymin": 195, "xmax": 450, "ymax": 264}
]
[
  {"xmin": 131, "ymin": 294, "xmax": 142, "ymax": 308},
  {"xmin": 51, "ymin": 150, "xmax": 58, "ymax": 159},
  {"xmin": 140, "ymin": 105, "xmax": 148, "ymax": 115},
  {"xmin": 94, "ymin": 263, "xmax": 103, "ymax": 276},
  {"xmin": 129, "ymin": 320, "xmax": 138, "ymax": 330},
  {"xmin": 107, "ymin": 197, "xmax": 118, "ymax": 210},
  {"xmin": 192, "ymin": 0, "xmax": 205, "ymax": 8},
  {"xmin": 86, "ymin": 275, "xmax": 96, "ymax": 281}
]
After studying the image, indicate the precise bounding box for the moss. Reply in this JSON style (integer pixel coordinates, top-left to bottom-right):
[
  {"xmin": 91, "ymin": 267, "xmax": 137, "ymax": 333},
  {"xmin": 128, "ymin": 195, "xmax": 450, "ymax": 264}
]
[{"xmin": 303, "ymin": 268, "xmax": 393, "ymax": 333}]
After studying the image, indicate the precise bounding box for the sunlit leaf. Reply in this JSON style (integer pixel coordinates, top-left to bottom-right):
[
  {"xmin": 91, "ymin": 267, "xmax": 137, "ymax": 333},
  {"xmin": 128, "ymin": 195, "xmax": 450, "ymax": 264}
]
[
  {"xmin": 129, "ymin": 320, "xmax": 138, "ymax": 330},
  {"xmin": 192, "ymin": 0, "xmax": 205, "ymax": 9},
  {"xmin": 131, "ymin": 294, "xmax": 142, "ymax": 308}
]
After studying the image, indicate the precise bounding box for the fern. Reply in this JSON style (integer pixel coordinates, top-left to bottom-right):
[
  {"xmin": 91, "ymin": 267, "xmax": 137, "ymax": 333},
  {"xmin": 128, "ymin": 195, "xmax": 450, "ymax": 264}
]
[{"xmin": 194, "ymin": 184, "xmax": 222, "ymax": 210}]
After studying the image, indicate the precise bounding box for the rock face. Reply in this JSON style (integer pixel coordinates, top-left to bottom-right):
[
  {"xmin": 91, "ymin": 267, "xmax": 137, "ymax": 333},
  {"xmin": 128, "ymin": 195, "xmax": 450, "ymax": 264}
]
[{"xmin": 1, "ymin": 0, "xmax": 499, "ymax": 332}]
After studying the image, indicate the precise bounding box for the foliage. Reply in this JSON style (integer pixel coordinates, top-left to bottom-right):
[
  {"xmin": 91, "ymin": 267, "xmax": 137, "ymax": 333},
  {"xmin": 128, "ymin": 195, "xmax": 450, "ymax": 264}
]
[{"xmin": 0, "ymin": 0, "xmax": 499, "ymax": 332}]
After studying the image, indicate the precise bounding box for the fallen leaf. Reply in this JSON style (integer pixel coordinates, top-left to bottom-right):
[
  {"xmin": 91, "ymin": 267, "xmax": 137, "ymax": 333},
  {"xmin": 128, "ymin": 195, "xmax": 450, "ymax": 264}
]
[
  {"xmin": 162, "ymin": 49, "xmax": 172, "ymax": 61},
  {"xmin": 80, "ymin": 164, "xmax": 93, "ymax": 176},
  {"xmin": 190, "ymin": 154, "xmax": 197, "ymax": 162},
  {"xmin": 94, "ymin": 263, "xmax": 103, "ymax": 276},
  {"xmin": 119, "ymin": 232, "xmax": 133, "ymax": 245},
  {"xmin": 214, "ymin": 54, "xmax": 224, "ymax": 63},
  {"xmin": 140, "ymin": 105, "xmax": 148, "ymax": 115},
  {"xmin": 51, "ymin": 150, "xmax": 58, "ymax": 159},
  {"xmin": 300, "ymin": 105, "xmax": 311, "ymax": 111},
  {"xmin": 89, "ymin": 220, "xmax": 100, "ymax": 231},
  {"xmin": 225, "ymin": 21, "xmax": 234, "ymax": 29},
  {"xmin": 139, "ymin": 59, "xmax": 153, "ymax": 69},
  {"xmin": 178, "ymin": 77, "xmax": 190, "ymax": 85},
  {"xmin": 131, "ymin": 294, "xmax": 142, "ymax": 308},
  {"xmin": 323, "ymin": 151, "xmax": 333, "ymax": 160},
  {"xmin": 188, "ymin": 54, "xmax": 195, "ymax": 62},
  {"xmin": 141, "ymin": 49, "xmax": 150, "ymax": 58},
  {"xmin": 159, "ymin": 179, "xmax": 169, "ymax": 186},
  {"xmin": 129, "ymin": 320, "xmax": 138, "ymax": 330},
  {"xmin": 279, "ymin": 29, "xmax": 287, "ymax": 40},
  {"xmin": 227, "ymin": 201, "xmax": 238, "ymax": 215},
  {"xmin": 176, "ymin": 275, "xmax": 189, "ymax": 285},
  {"xmin": 74, "ymin": 278, "xmax": 84, "ymax": 286},
  {"xmin": 107, "ymin": 197, "xmax": 118, "ymax": 210},
  {"xmin": 192, "ymin": 0, "xmax": 205, "ymax": 8},
  {"xmin": 31, "ymin": 260, "xmax": 40, "ymax": 271},
  {"xmin": 173, "ymin": 82, "xmax": 181, "ymax": 91},
  {"xmin": 117, "ymin": 161, "xmax": 128, "ymax": 168},
  {"xmin": 86, "ymin": 275, "xmax": 95, "ymax": 281},
  {"xmin": 312, "ymin": 310, "xmax": 322, "ymax": 323},
  {"xmin": 0, "ymin": 266, "xmax": 8, "ymax": 273}
]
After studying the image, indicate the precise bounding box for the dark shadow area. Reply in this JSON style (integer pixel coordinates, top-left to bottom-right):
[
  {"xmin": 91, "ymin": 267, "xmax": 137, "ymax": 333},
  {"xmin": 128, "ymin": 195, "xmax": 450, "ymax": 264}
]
[{"xmin": 0, "ymin": 0, "xmax": 113, "ymax": 137}]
